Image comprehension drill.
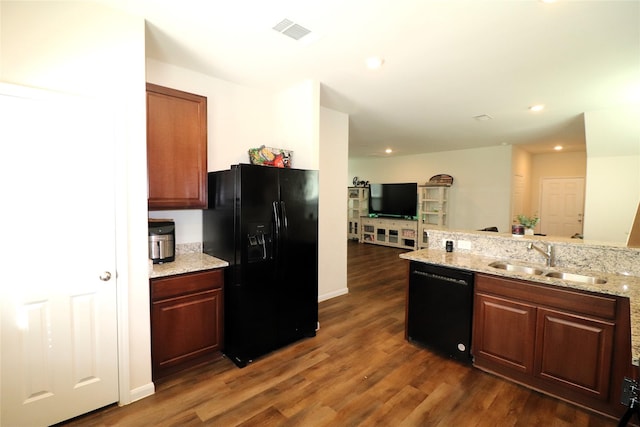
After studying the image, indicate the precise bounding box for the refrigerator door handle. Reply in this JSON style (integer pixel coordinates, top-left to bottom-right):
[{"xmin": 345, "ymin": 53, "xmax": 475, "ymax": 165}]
[
  {"xmin": 280, "ymin": 201, "xmax": 288, "ymax": 237},
  {"xmin": 272, "ymin": 200, "xmax": 281, "ymax": 255}
]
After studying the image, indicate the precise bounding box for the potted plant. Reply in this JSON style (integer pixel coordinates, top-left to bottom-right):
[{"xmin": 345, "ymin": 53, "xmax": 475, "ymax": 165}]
[{"xmin": 517, "ymin": 214, "xmax": 540, "ymax": 235}]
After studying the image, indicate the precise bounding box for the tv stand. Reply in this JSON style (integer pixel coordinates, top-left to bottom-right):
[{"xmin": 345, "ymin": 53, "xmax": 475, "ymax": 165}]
[{"xmin": 360, "ymin": 217, "xmax": 417, "ymax": 250}]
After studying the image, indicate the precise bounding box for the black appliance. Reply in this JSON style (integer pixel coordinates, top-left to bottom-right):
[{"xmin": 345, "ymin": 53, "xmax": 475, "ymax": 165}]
[
  {"xmin": 406, "ymin": 261, "xmax": 474, "ymax": 363},
  {"xmin": 368, "ymin": 182, "xmax": 417, "ymax": 218},
  {"xmin": 203, "ymin": 164, "xmax": 319, "ymax": 368}
]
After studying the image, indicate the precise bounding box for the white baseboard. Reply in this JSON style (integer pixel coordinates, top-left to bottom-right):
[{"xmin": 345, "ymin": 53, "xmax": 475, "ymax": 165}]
[
  {"xmin": 318, "ymin": 287, "xmax": 348, "ymax": 302},
  {"xmin": 126, "ymin": 382, "xmax": 155, "ymax": 405}
]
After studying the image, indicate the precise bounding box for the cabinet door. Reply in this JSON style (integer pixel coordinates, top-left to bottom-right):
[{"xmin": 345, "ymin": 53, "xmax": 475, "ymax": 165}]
[
  {"xmin": 535, "ymin": 307, "xmax": 614, "ymax": 400},
  {"xmin": 146, "ymin": 83, "xmax": 207, "ymax": 209},
  {"xmin": 473, "ymin": 293, "xmax": 536, "ymax": 374},
  {"xmin": 151, "ymin": 288, "xmax": 222, "ymax": 377}
]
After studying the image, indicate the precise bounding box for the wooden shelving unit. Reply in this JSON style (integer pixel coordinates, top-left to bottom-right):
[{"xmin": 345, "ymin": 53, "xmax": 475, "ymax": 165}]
[
  {"xmin": 418, "ymin": 185, "xmax": 449, "ymax": 248},
  {"xmin": 347, "ymin": 187, "xmax": 369, "ymax": 240}
]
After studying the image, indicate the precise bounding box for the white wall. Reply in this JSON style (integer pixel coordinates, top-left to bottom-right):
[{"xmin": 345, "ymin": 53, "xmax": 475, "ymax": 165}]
[
  {"xmin": 273, "ymin": 80, "xmax": 320, "ymax": 170},
  {"xmin": 1, "ymin": 1, "xmax": 150, "ymax": 403},
  {"xmin": 584, "ymin": 107, "xmax": 640, "ymax": 243},
  {"xmin": 319, "ymin": 107, "xmax": 349, "ymax": 301},
  {"xmin": 511, "ymin": 146, "xmax": 532, "ymax": 223},
  {"xmin": 349, "ymin": 145, "xmax": 513, "ymax": 232}
]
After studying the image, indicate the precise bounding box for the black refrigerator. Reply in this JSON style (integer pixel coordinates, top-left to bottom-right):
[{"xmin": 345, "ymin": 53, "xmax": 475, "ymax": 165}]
[{"xmin": 203, "ymin": 163, "xmax": 319, "ymax": 368}]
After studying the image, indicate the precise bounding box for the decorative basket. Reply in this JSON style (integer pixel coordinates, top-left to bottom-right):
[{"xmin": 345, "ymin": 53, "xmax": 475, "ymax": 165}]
[{"xmin": 248, "ymin": 145, "xmax": 293, "ymax": 168}]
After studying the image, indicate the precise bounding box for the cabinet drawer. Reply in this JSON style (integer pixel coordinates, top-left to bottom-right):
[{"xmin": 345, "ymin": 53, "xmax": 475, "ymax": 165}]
[
  {"xmin": 151, "ymin": 269, "xmax": 223, "ymax": 301},
  {"xmin": 476, "ymin": 273, "xmax": 616, "ymax": 320}
]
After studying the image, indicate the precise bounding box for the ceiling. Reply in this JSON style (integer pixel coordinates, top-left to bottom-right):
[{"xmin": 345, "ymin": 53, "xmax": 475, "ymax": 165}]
[{"xmin": 95, "ymin": 0, "xmax": 639, "ymax": 158}]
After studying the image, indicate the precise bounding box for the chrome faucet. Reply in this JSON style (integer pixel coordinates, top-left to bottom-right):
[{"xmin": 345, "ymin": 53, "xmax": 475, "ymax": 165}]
[{"xmin": 527, "ymin": 242, "xmax": 556, "ymax": 267}]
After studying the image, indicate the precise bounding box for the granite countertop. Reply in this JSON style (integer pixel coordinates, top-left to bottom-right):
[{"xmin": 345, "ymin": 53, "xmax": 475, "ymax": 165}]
[
  {"xmin": 149, "ymin": 252, "xmax": 228, "ymax": 279},
  {"xmin": 400, "ymin": 248, "xmax": 640, "ymax": 365}
]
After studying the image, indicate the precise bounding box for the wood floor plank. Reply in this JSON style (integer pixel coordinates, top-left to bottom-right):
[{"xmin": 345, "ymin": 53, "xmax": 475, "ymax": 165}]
[
  {"xmin": 236, "ymin": 406, "xmax": 287, "ymax": 427},
  {"xmin": 361, "ymin": 384, "xmax": 427, "ymax": 426},
  {"xmin": 195, "ymin": 351, "xmax": 328, "ymax": 421},
  {"xmin": 399, "ymin": 381, "xmax": 459, "ymax": 426},
  {"xmin": 276, "ymin": 403, "xmax": 337, "ymax": 427},
  {"xmin": 59, "ymin": 241, "xmax": 617, "ymax": 427}
]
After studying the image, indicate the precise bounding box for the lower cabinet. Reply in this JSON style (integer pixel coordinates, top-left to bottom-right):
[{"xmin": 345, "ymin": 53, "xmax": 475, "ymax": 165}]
[
  {"xmin": 473, "ymin": 273, "xmax": 631, "ymax": 418},
  {"xmin": 473, "ymin": 293, "xmax": 536, "ymax": 375},
  {"xmin": 150, "ymin": 269, "xmax": 224, "ymax": 380}
]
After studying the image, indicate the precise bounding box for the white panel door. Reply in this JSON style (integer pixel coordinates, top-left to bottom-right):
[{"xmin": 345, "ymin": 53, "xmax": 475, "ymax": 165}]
[
  {"xmin": 540, "ymin": 177, "xmax": 585, "ymax": 237},
  {"xmin": 0, "ymin": 84, "xmax": 119, "ymax": 426}
]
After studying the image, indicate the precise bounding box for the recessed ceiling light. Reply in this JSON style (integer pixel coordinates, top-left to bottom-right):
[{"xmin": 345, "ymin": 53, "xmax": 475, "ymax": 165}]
[
  {"xmin": 554, "ymin": 145, "xmax": 563, "ymax": 151},
  {"xmin": 529, "ymin": 104, "xmax": 545, "ymax": 112},
  {"xmin": 473, "ymin": 114, "xmax": 493, "ymax": 121},
  {"xmin": 385, "ymin": 148, "xmax": 393, "ymax": 154},
  {"xmin": 366, "ymin": 56, "xmax": 385, "ymax": 70}
]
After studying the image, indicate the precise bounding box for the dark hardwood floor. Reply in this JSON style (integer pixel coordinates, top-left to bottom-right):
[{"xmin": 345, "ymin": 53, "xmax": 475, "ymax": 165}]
[{"xmin": 62, "ymin": 241, "xmax": 616, "ymax": 426}]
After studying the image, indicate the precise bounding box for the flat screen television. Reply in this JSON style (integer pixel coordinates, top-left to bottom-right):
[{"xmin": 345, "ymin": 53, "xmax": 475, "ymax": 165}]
[{"xmin": 368, "ymin": 183, "xmax": 418, "ymax": 218}]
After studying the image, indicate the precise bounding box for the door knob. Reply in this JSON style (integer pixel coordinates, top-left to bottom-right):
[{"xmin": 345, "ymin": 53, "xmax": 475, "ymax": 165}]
[{"xmin": 99, "ymin": 271, "xmax": 112, "ymax": 281}]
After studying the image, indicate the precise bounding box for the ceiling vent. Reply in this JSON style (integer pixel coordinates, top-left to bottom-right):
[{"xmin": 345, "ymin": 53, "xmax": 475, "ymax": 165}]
[
  {"xmin": 273, "ymin": 19, "xmax": 311, "ymax": 41},
  {"xmin": 473, "ymin": 114, "xmax": 493, "ymax": 121}
]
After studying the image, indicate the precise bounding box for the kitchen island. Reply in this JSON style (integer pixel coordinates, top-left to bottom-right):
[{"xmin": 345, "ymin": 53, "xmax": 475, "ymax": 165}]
[
  {"xmin": 400, "ymin": 248, "xmax": 640, "ymax": 363},
  {"xmin": 401, "ymin": 228, "xmax": 640, "ymax": 362},
  {"xmin": 401, "ymin": 228, "xmax": 640, "ymax": 420}
]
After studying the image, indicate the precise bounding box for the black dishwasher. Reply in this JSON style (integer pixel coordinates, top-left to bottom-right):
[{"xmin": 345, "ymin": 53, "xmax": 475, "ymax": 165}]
[{"xmin": 406, "ymin": 261, "xmax": 474, "ymax": 363}]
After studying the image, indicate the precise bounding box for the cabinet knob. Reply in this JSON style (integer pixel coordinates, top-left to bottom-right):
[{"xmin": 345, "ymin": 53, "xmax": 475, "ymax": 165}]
[{"xmin": 99, "ymin": 271, "xmax": 112, "ymax": 282}]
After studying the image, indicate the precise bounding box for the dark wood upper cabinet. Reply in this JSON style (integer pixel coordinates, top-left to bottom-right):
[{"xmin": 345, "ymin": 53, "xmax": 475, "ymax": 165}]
[{"xmin": 146, "ymin": 83, "xmax": 207, "ymax": 210}]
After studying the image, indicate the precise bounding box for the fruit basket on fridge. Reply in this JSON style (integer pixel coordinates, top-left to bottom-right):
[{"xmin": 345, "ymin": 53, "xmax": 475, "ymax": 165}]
[{"xmin": 248, "ymin": 145, "xmax": 293, "ymax": 168}]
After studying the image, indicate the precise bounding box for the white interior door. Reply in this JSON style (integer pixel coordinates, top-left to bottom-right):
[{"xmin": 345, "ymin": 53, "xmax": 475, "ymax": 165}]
[
  {"xmin": 0, "ymin": 84, "xmax": 119, "ymax": 426},
  {"xmin": 540, "ymin": 177, "xmax": 585, "ymax": 237}
]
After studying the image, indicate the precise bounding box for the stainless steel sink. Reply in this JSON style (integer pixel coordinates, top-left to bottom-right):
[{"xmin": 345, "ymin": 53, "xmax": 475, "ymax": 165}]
[
  {"xmin": 544, "ymin": 271, "xmax": 607, "ymax": 285},
  {"xmin": 488, "ymin": 261, "xmax": 545, "ymax": 275},
  {"xmin": 488, "ymin": 261, "xmax": 608, "ymax": 285}
]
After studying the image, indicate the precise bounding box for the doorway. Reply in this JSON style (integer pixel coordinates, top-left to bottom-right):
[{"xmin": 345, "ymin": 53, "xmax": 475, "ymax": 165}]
[{"xmin": 539, "ymin": 177, "xmax": 585, "ymax": 237}]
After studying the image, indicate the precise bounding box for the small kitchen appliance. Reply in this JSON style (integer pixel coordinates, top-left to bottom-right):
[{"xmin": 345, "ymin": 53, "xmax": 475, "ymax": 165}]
[{"xmin": 149, "ymin": 219, "xmax": 175, "ymax": 263}]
